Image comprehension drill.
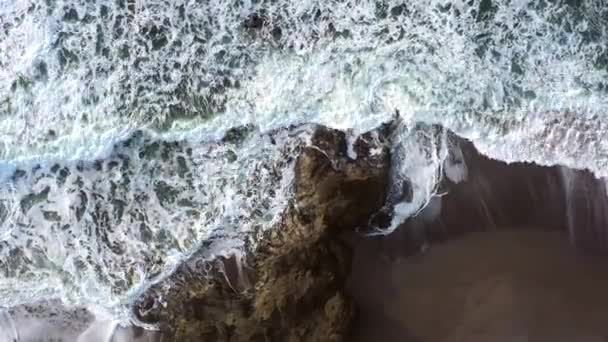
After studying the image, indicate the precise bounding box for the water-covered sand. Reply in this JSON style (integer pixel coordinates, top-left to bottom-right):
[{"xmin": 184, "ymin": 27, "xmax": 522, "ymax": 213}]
[
  {"xmin": 0, "ymin": 305, "xmax": 161, "ymax": 342},
  {"xmin": 351, "ymin": 229, "xmax": 608, "ymax": 342}
]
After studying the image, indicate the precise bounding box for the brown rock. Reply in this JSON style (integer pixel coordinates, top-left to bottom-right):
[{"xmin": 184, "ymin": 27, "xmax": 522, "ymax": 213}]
[{"xmin": 133, "ymin": 123, "xmax": 392, "ymax": 342}]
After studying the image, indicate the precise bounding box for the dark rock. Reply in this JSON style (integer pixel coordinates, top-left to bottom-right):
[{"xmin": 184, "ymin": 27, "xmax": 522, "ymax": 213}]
[
  {"xmin": 221, "ymin": 124, "xmax": 255, "ymax": 145},
  {"xmin": 133, "ymin": 123, "xmax": 392, "ymax": 341},
  {"xmin": 20, "ymin": 186, "xmax": 50, "ymax": 214},
  {"xmin": 244, "ymin": 13, "xmax": 267, "ymax": 30}
]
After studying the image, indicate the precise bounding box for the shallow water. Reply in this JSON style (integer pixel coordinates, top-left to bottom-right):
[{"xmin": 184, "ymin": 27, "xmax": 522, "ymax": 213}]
[
  {"xmin": 351, "ymin": 229, "xmax": 608, "ymax": 342},
  {"xmin": 0, "ymin": 304, "xmax": 161, "ymax": 342}
]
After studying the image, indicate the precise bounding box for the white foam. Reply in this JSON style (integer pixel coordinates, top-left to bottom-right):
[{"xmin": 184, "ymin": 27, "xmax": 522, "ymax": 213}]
[
  {"xmin": 445, "ymin": 144, "xmax": 468, "ymax": 184},
  {"xmin": 0, "ymin": 128, "xmax": 310, "ymax": 322}
]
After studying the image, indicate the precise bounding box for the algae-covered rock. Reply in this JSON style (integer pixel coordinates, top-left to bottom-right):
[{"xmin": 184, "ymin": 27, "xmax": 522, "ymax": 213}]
[{"xmin": 133, "ymin": 123, "xmax": 393, "ymax": 342}]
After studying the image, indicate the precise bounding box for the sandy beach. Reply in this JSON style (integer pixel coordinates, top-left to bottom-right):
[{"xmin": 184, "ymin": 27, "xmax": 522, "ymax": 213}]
[{"xmin": 350, "ymin": 229, "xmax": 608, "ymax": 342}]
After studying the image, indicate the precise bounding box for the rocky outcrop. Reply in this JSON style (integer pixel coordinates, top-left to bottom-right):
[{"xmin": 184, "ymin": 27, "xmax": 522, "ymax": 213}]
[
  {"xmin": 133, "ymin": 123, "xmax": 393, "ymax": 341},
  {"xmin": 132, "ymin": 121, "xmax": 608, "ymax": 342}
]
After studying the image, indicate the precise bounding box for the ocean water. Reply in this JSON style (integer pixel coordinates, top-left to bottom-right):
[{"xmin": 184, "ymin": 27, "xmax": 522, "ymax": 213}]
[{"xmin": 0, "ymin": 0, "xmax": 607, "ymax": 332}]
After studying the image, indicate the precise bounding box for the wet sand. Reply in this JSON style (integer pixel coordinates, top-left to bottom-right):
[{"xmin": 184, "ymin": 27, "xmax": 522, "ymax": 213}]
[
  {"xmin": 349, "ymin": 229, "xmax": 608, "ymax": 342},
  {"xmin": 0, "ymin": 304, "xmax": 161, "ymax": 342}
]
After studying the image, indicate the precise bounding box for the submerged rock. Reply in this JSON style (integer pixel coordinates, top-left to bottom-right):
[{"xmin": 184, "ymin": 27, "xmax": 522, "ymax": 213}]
[{"xmin": 133, "ymin": 124, "xmax": 392, "ymax": 341}]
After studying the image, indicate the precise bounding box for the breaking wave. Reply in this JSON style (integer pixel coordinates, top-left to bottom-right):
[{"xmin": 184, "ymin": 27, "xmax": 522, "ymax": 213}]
[{"xmin": 0, "ymin": 0, "xmax": 607, "ymax": 325}]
